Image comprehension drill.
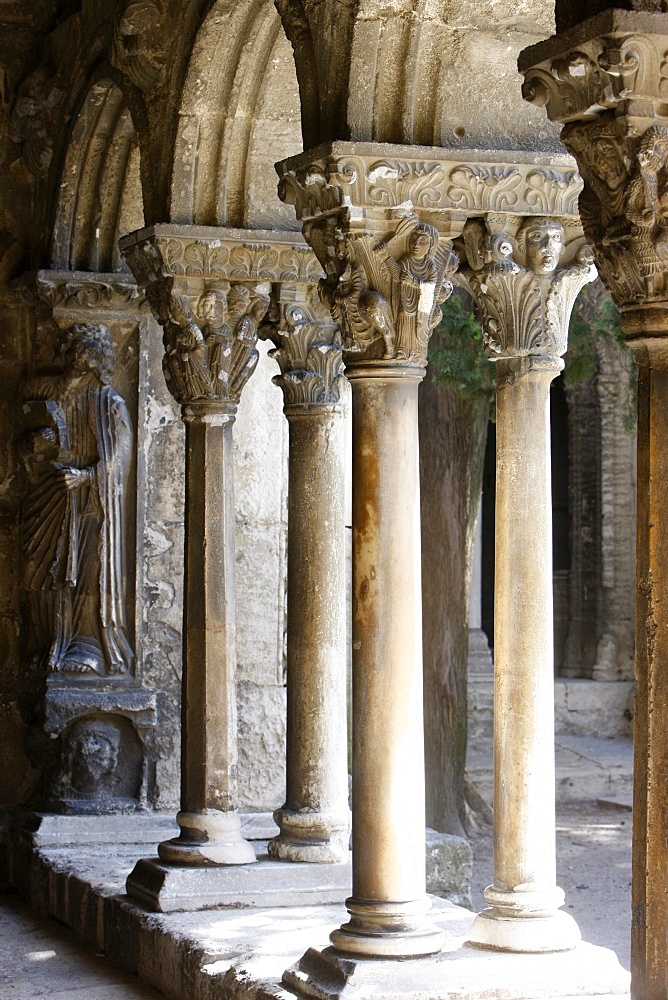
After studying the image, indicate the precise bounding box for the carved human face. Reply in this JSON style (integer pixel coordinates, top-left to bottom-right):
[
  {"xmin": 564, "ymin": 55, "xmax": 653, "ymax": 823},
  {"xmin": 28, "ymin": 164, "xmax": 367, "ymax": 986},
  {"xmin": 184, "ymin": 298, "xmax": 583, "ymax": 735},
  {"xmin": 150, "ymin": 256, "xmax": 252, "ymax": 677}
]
[
  {"xmin": 524, "ymin": 220, "xmax": 564, "ymax": 274},
  {"xmin": 65, "ymin": 336, "xmax": 103, "ymax": 376},
  {"xmin": 70, "ymin": 722, "xmax": 120, "ymax": 794},
  {"xmin": 409, "ymin": 228, "xmax": 432, "ymax": 259},
  {"xmin": 200, "ymin": 290, "xmax": 226, "ymax": 325}
]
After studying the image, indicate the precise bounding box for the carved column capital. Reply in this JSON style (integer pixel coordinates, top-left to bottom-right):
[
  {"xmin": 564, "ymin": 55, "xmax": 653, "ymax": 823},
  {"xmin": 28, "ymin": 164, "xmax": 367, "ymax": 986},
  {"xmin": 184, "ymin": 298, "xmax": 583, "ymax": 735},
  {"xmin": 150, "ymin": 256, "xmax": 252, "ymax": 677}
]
[
  {"xmin": 520, "ymin": 12, "xmax": 668, "ymax": 321},
  {"xmin": 120, "ymin": 226, "xmax": 324, "ymax": 409},
  {"xmin": 458, "ymin": 215, "xmax": 596, "ymax": 363},
  {"xmin": 277, "ymin": 143, "xmax": 585, "ymax": 371},
  {"xmin": 262, "ymin": 286, "xmax": 345, "ymax": 410}
]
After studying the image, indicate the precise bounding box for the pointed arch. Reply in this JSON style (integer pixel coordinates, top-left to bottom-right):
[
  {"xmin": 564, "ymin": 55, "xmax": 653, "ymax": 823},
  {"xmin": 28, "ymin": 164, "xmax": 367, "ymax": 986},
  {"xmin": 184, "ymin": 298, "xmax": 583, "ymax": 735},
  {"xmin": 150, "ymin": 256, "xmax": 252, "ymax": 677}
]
[{"xmin": 51, "ymin": 78, "xmax": 143, "ymax": 272}]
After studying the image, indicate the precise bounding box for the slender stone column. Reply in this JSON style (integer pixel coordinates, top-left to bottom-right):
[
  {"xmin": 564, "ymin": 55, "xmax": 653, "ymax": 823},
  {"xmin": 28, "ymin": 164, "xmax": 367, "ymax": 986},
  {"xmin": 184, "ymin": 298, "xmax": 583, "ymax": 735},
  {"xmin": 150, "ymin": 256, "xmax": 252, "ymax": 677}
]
[
  {"xmin": 121, "ymin": 229, "xmax": 275, "ymax": 867},
  {"xmin": 628, "ymin": 330, "xmax": 668, "ymax": 1000},
  {"xmin": 460, "ymin": 216, "xmax": 595, "ymax": 951},
  {"xmin": 277, "ymin": 165, "xmax": 460, "ymax": 954},
  {"xmin": 159, "ymin": 399, "xmax": 256, "ymax": 864},
  {"xmin": 329, "ymin": 360, "xmax": 440, "ymax": 956},
  {"xmin": 265, "ymin": 295, "xmax": 350, "ymax": 863},
  {"xmin": 520, "ymin": 15, "xmax": 668, "ymax": 990}
]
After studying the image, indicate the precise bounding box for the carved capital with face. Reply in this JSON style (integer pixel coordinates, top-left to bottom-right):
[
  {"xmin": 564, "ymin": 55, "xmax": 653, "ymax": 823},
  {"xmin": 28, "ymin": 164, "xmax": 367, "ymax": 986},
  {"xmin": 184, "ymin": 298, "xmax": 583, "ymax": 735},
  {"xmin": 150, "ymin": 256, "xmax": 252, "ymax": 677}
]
[{"xmin": 460, "ymin": 216, "xmax": 596, "ymax": 360}]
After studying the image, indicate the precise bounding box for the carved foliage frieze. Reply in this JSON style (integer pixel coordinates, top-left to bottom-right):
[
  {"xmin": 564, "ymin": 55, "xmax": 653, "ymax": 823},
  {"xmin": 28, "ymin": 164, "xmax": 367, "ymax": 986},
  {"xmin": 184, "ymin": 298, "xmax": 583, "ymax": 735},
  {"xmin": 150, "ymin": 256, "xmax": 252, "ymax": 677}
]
[
  {"xmin": 35, "ymin": 272, "xmax": 145, "ymax": 313},
  {"xmin": 459, "ymin": 217, "xmax": 597, "ymax": 359},
  {"xmin": 278, "ymin": 152, "xmax": 582, "ymax": 225}
]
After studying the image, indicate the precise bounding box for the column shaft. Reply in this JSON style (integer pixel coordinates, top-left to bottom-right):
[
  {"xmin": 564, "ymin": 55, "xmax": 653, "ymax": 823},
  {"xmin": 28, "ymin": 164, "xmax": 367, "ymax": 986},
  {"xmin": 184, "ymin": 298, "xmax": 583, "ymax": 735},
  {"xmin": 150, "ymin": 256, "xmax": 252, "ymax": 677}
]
[
  {"xmin": 330, "ymin": 365, "xmax": 444, "ymax": 958},
  {"xmin": 159, "ymin": 405, "xmax": 255, "ymax": 866},
  {"xmin": 631, "ymin": 339, "xmax": 668, "ymax": 1000},
  {"xmin": 468, "ymin": 356, "xmax": 580, "ymax": 952},
  {"xmin": 270, "ymin": 406, "xmax": 350, "ymax": 862}
]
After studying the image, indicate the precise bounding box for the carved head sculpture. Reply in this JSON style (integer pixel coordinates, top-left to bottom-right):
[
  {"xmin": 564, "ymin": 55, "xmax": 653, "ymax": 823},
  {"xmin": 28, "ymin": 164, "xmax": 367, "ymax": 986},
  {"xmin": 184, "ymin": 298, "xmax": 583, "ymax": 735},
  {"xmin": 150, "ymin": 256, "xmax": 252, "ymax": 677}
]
[
  {"xmin": 227, "ymin": 284, "xmax": 251, "ymax": 321},
  {"xmin": 199, "ymin": 289, "xmax": 227, "ymax": 329},
  {"xmin": 517, "ymin": 217, "xmax": 565, "ymax": 275},
  {"xmin": 68, "ymin": 718, "xmax": 121, "ymax": 795},
  {"xmin": 407, "ymin": 221, "xmax": 438, "ymax": 260},
  {"xmin": 62, "ymin": 324, "xmax": 114, "ymax": 382}
]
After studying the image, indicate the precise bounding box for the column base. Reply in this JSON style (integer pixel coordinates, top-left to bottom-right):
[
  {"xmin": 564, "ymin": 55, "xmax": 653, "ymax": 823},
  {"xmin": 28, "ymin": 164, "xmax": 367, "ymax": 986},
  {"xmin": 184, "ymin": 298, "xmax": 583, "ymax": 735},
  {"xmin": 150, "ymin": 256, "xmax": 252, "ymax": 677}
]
[
  {"xmin": 330, "ymin": 898, "xmax": 445, "ymax": 958},
  {"xmin": 126, "ymin": 853, "xmax": 351, "ymax": 912},
  {"xmin": 157, "ymin": 810, "xmax": 256, "ymax": 866},
  {"xmin": 269, "ymin": 808, "xmax": 350, "ymax": 864},
  {"xmin": 467, "ymin": 906, "xmax": 581, "ymax": 953}
]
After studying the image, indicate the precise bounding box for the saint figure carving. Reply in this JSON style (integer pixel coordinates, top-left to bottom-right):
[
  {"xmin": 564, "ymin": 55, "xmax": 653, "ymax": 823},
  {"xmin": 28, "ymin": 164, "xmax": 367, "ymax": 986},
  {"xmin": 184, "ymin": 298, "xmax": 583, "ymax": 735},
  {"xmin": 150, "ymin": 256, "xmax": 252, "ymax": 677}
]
[{"xmin": 20, "ymin": 324, "xmax": 133, "ymax": 676}]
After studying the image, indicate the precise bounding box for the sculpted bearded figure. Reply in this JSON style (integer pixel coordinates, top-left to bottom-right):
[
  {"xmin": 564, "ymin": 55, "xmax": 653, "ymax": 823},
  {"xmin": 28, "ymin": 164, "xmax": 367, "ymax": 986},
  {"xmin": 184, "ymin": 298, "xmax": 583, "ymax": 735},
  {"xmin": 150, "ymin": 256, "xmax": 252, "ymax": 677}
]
[{"xmin": 20, "ymin": 324, "xmax": 133, "ymax": 676}]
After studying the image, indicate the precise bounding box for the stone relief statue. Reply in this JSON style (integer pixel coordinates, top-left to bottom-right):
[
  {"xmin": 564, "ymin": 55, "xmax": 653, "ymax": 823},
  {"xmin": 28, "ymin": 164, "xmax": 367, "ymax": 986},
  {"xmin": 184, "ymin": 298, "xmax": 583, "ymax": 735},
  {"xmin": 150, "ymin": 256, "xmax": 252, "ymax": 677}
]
[
  {"xmin": 20, "ymin": 324, "xmax": 133, "ymax": 677},
  {"xmin": 320, "ymin": 214, "xmax": 455, "ymax": 366},
  {"xmin": 51, "ymin": 714, "xmax": 143, "ymax": 813}
]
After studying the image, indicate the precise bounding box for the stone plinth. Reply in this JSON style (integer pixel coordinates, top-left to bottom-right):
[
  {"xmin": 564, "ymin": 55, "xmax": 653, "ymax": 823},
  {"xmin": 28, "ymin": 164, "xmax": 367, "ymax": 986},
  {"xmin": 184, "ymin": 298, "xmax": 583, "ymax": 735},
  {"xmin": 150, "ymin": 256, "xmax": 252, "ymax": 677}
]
[{"xmin": 126, "ymin": 853, "xmax": 352, "ymax": 913}]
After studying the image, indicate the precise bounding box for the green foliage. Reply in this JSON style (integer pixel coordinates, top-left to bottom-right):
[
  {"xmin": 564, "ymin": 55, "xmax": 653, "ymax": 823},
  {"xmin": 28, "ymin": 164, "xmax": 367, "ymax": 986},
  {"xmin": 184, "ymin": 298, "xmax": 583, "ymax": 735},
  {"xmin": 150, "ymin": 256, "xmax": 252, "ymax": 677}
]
[
  {"xmin": 428, "ymin": 286, "xmax": 636, "ymax": 433},
  {"xmin": 427, "ymin": 294, "xmax": 495, "ymax": 407}
]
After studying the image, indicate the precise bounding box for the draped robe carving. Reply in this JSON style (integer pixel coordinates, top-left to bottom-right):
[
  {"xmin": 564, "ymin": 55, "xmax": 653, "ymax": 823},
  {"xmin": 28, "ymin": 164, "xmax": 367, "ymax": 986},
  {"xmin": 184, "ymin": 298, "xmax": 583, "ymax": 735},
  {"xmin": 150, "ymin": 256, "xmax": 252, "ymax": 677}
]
[{"xmin": 20, "ymin": 325, "xmax": 133, "ymax": 676}]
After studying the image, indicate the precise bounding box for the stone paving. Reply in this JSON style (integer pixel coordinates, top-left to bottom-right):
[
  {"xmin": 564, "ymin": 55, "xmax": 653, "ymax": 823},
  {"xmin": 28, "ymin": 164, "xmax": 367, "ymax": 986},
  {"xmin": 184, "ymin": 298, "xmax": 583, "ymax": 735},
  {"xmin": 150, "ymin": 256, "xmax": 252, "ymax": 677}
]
[{"xmin": 0, "ymin": 893, "xmax": 165, "ymax": 998}]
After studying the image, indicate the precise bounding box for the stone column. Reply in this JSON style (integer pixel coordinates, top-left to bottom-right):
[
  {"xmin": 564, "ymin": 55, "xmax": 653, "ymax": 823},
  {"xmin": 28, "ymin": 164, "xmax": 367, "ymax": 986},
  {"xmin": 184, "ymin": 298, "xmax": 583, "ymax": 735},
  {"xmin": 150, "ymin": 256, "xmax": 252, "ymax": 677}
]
[
  {"xmin": 336, "ymin": 358, "xmax": 437, "ymax": 956},
  {"xmin": 460, "ymin": 217, "xmax": 595, "ymax": 952},
  {"xmin": 279, "ymin": 157, "xmax": 464, "ymax": 956},
  {"xmin": 264, "ymin": 290, "xmax": 350, "ymax": 864},
  {"xmin": 121, "ymin": 229, "xmax": 276, "ymax": 867},
  {"xmin": 163, "ymin": 397, "xmax": 256, "ymax": 864},
  {"xmin": 520, "ymin": 15, "xmax": 668, "ymax": 991}
]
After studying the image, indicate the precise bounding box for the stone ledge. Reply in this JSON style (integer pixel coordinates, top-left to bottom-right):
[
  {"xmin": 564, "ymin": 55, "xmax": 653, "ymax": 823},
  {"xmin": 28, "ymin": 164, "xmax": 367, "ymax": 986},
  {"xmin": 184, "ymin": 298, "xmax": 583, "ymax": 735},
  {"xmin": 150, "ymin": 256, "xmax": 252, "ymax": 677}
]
[{"xmin": 4, "ymin": 822, "xmax": 629, "ymax": 1000}]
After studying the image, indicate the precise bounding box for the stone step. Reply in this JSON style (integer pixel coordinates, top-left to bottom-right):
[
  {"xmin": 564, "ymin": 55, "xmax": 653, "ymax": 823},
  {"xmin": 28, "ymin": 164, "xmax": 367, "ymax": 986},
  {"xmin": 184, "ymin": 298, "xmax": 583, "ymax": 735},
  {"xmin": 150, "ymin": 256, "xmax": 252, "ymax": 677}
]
[{"xmin": 466, "ymin": 734, "xmax": 633, "ymax": 806}]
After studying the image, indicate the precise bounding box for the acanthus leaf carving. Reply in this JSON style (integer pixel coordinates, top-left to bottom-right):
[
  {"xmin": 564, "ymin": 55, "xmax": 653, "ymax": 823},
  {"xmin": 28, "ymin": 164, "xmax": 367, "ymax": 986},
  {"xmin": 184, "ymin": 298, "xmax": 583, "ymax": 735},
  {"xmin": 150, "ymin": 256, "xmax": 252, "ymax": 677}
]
[
  {"xmin": 459, "ymin": 216, "xmax": 596, "ymax": 360},
  {"xmin": 159, "ymin": 238, "xmax": 231, "ymax": 277},
  {"xmin": 446, "ymin": 165, "xmax": 523, "ymax": 212},
  {"xmin": 365, "ymin": 160, "xmax": 447, "ymax": 209},
  {"xmin": 263, "ymin": 296, "xmax": 345, "ymax": 407}
]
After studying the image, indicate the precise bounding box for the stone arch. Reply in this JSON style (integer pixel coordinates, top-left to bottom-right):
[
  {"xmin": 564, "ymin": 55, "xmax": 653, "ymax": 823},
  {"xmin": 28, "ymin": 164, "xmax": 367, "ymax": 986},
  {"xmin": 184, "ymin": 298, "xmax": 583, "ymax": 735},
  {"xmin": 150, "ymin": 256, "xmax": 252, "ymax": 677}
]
[
  {"xmin": 50, "ymin": 78, "xmax": 143, "ymax": 273},
  {"xmin": 170, "ymin": 0, "xmax": 302, "ymax": 229},
  {"xmin": 275, "ymin": 0, "xmax": 557, "ymax": 149}
]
